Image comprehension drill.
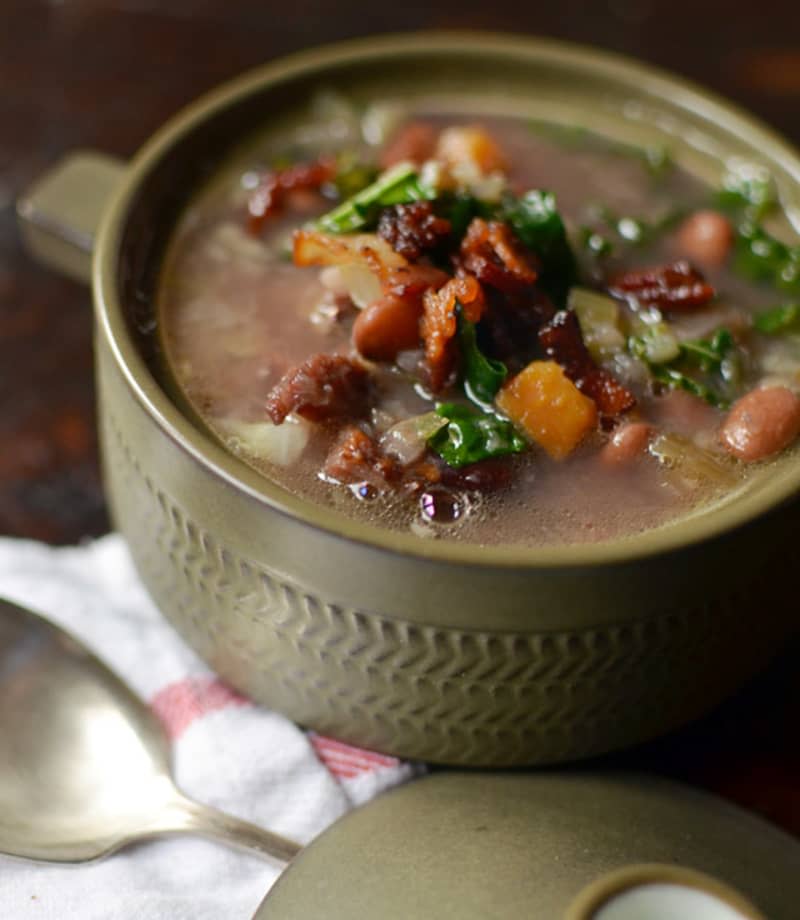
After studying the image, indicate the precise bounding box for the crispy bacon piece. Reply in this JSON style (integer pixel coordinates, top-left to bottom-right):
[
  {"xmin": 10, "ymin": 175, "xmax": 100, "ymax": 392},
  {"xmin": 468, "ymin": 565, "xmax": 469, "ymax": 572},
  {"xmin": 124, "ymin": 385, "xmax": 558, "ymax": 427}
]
[
  {"xmin": 377, "ymin": 202, "xmax": 452, "ymax": 261},
  {"xmin": 421, "ymin": 275, "xmax": 487, "ymax": 391},
  {"xmin": 324, "ymin": 426, "xmax": 400, "ymax": 488},
  {"xmin": 324, "ymin": 426, "xmax": 442, "ymax": 494},
  {"xmin": 457, "ymin": 218, "xmax": 539, "ymax": 294},
  {"xmin": 379, "ymin": 121, "xmax": 438, "ymax": 169},
  {"xmin": 608, "ymin": 260, "xmax": 715, "ymax": 313},
  {"xmin": 265, "ymin": 354, "xmax": 371, "ymax": 425},
  {"xmin": 538, "ymin": 310, "xmax": 636, "ymax": 416},
  {"xmin": 247, "ymin": 158, "xmax": 336, "ymax": 234}
]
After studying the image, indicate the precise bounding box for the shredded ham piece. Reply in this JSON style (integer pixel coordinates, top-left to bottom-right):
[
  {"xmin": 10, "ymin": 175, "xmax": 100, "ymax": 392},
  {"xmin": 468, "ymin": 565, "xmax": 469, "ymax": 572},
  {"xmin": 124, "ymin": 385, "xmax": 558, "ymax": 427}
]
[
  {"xmin": 247, "ymin": 158, "xmax": 336, "ymax": 234},
  {"xmin": 538, "ymin": 310, "xmax": 636, "ymax": 417},
  {"xmin": 457, "ymin": 218, "xmax": 538, "ymax": 294},
  {"xmin": 265, "ymin": 354, "xmax": 372, "ymax": 425},
  {"xmin": 377, "ymin": 202, "xmax": 451, "ymax": 261},
  {"xmin": 352, "ymin": 265, "xmax": 449, "ymax": 361},
  {"xmin": 324, "ymin": 426, "xmax": 442, "ymax": 494},
  {"xmin": 608, "ymin": 260, "xmax": 715, "ymax": 313},
  {"xmin": 421, "ymin": 275, "xmax": 486, "ymax": 391}
]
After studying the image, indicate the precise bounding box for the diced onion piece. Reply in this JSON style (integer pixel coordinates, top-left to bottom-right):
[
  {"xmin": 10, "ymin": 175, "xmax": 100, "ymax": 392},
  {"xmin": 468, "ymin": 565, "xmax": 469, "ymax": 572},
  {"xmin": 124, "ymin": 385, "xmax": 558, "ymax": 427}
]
[
  {"xmin": 569, "ymin": 287, "xmax": 626, "ymax": 361},
  {"xmin": 293, "ymin": 230, "xmax": 408, "ymax": 283},
  {"xmin": 221, "ymin": 415, "xmax": 311, "ymax": 467},
  {"xmin": 496, "ymin": 360, "xmax": 598, "ymax": 460},
  {"xmin": 648, "ymin": 432, "xmax": 739, "ymax": 490},
  {"xmin": 338, "ymin": 263, "xmax": 383, "ymax": 309},
  {"xmin": 380, "ymin": 411, "xmax": 448, "ymax": 465}
]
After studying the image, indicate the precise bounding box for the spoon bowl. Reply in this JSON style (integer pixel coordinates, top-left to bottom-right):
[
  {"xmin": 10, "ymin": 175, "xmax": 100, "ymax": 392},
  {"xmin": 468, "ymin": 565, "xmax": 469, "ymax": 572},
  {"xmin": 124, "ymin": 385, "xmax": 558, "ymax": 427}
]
[{"xmin": 0, "ymin": 597, "xmax": 300, "ymax": 864}]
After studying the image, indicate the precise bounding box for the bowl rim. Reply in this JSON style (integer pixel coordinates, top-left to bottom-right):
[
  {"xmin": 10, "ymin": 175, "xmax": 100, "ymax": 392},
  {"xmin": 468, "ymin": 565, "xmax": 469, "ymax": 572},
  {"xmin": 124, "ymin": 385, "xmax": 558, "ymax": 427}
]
[{"xmin": 94, "ymin": 30, "xmax": 800, "ymax": 570}]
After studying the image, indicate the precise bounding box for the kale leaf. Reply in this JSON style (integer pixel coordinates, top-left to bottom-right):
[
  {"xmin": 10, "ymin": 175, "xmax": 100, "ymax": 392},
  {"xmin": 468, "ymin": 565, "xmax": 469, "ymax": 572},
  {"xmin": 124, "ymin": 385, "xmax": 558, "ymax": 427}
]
[
  {"xmin": 317, "ymin": 163, "xmax": 436, "ymax": 233},
  {"xmin": 457, "ymin": 311, "xmax": 507, "ymax": 408},
  {"xmin": 501, "ymin": 190, "xmax": 577, "ymax": 306},
  {"xmin": 428, "ymin": 403, "xmax": 526, "ymax": 468}
]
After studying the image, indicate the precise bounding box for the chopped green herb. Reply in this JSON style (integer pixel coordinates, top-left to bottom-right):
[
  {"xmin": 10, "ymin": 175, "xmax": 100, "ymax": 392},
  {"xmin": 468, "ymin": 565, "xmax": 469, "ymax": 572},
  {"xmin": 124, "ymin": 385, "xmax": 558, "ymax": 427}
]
[
  {"xmin": 457, "ymin": 310, "xmax": 507, "ymax": 408},
  {"xmin": 754, "ymin": 302, "xmax": 800, "ymax": 334},
  {"xmin": 502, "ymin": 189, "xmax": 577, "ymax": 306},
  {"xmin": 716, "ymin": 163, "xmax": 776, "ymax": 221},
  {"xmin": 579, "ymin": 228, "xmax": 614, "ymax": 258},
  {"xmin": 578, "ymin": 206, "xmax": 686, "ymax": 262},
  {"xmin": 528, "ymin": 120, "xmax": 589, "ymax": 149},
  {"xmin": 679, "ymin": 328, "xmax": 735, "ymax": 373},
  {"xmin": 734, "ymin": 221, "xmax": 800, "ymax": 294},
  {"xmin": 333, "ymin": 155, "xmax": 378, "ymax": 200},
  {"xmin": 629, "ymin": 326, "xmax": 736, "ymax": 408},
  {"xmin": 316, "ymin": 162, "xmax": 436, "ymax": 233},
  {"xmin": 650, "ymin": 366, "xmax": 729, "ymax": 409},
  {"xmin": 528, "ymin": 120, "xmax": 672, "ymax": 177},
  {"xmin": 428, "ymin": 403, "xmax": 526, "ymax": 468}
]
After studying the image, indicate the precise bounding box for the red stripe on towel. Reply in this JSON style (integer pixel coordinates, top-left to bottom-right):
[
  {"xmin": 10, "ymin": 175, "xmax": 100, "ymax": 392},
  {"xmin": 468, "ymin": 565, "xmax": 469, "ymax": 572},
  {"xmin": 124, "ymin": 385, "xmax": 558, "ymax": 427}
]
[
  {"xmin": 310, "ymin": 733, "xmax": 400, "ymax": 778},
  {"xmin": 151, "ymin": 676, "xmax": 249, "ymax": 739}
]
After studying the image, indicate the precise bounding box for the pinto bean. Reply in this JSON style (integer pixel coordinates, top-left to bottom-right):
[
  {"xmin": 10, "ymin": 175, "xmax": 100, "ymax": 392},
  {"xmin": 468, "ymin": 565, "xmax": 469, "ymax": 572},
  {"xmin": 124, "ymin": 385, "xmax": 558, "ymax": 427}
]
[
  {"xmin": 601, "ymin": 422, "xmax": 653, "ymax": 465},
  {"xmin": 352, "ymin": 293, "xmax": 423, "ymax": 361},
  {"xmin": 676, "ymin": 210, "xmax": 733, "ymax": 268},
  {"xmin": 720, "ymin": 386, "xmax": 800, "ymax": 461}
]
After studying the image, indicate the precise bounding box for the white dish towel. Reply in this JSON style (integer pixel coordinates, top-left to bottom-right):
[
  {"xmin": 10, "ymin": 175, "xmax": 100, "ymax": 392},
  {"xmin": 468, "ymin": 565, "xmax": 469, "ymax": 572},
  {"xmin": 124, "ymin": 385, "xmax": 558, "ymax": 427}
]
[{"xmin": 0, "ymin": 534, "xmax": 418, "ymax": 919}]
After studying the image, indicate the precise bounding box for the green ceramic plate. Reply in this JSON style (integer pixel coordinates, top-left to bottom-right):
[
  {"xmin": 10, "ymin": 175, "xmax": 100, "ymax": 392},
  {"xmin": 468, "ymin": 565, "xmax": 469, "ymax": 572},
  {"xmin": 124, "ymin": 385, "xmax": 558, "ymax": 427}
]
[{"xmin": 255, "ymin": 771, "xmax": 799, "ymax": 918}]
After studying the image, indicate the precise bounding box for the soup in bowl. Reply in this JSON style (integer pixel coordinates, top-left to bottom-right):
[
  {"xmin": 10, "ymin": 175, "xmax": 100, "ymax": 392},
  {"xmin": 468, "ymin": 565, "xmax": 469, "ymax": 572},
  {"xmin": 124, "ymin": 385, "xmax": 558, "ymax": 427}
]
[{"xmin": 22, "ymin": 34, "xmax": 800, "ymax": 764}]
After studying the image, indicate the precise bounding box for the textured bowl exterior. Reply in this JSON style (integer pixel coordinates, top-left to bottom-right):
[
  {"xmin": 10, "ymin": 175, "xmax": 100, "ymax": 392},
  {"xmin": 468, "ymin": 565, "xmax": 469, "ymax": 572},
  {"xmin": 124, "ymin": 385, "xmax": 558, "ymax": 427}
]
[
  {"xmin": 98, "ymin": 336, "xmax": 793, "ymax": 765},
  {"xmin": 94, "ymin": 34, "xmax": 800, "ymax": 765}
]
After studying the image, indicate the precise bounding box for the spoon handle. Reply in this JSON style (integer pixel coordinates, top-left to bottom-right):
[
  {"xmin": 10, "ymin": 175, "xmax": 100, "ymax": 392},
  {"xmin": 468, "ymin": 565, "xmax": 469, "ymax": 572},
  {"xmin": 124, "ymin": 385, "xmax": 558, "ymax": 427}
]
[{"xmin": 167, "ymin": 794, "xmax": 302, "ymax": 865}]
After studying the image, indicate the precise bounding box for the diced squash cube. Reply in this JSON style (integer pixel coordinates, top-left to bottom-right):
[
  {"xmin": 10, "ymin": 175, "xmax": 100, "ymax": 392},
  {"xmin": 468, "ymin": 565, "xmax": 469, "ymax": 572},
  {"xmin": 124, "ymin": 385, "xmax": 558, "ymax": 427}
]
[
  {"xmin": 436, "ymin": 126, "xmax": 507, "ymax": 175},
  {"xmin": 496, "ymin": 360, "xmax": 598, "ymax": 460}
]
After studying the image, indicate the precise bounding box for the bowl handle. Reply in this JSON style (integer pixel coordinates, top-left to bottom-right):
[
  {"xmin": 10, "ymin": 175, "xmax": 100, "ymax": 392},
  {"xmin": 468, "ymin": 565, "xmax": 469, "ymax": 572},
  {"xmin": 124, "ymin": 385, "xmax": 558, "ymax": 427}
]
[{"xmin": 16, "ymin": 151, "xmax": 125, "ymax": 284}]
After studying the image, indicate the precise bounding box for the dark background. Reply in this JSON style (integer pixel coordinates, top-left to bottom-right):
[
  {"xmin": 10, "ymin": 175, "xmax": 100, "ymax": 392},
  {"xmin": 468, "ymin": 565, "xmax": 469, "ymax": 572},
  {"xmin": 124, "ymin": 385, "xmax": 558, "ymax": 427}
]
[{"xmin": 2, "ymin": 0, "xmax": 799, "ymax": 834}]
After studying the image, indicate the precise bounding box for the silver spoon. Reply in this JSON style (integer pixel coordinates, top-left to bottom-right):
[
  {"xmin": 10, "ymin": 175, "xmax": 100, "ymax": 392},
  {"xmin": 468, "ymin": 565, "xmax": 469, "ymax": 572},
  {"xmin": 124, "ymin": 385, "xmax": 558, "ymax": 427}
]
[{"xmin": 0, "ymin": 596, "xmax": 301, "ymax": 865}]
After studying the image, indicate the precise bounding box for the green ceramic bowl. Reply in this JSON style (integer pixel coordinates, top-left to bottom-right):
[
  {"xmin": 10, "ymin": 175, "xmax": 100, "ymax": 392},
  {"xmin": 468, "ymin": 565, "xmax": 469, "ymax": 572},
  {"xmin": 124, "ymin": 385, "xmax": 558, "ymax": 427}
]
[{"xmin": 19, "ymin": 33, "xmax": 800, "ymax": 765}]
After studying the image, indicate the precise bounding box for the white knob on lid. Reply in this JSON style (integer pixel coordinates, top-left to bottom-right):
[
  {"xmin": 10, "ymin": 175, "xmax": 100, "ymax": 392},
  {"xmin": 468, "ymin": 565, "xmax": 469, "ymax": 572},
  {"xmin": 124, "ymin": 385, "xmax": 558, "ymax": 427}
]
[{"xmin": 594, "ymin": 882, "xmax": 755, "ymax": 920}]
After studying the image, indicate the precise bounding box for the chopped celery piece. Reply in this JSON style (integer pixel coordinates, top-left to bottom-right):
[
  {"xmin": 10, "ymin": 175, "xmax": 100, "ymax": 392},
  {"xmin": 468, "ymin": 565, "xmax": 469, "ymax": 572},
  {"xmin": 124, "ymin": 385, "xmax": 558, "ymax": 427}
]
[
  {"xmin": 628, "ymin": 325, "xmax": 681, "ymax": 365},
  {"xmin": 754, "ymin": 302, "xmax": 800, "ymax": 334},
  {"xmin": 568, "ymin": 287, "xmax": 626, "ymax": 361}
]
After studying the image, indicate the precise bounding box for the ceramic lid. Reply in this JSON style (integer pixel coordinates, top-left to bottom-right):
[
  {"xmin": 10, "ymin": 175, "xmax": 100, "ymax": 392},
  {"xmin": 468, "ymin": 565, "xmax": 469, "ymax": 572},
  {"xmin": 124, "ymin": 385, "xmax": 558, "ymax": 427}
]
[{"xmin": 255, "ymin": 771, "xmax": 800, "ymax": 918}]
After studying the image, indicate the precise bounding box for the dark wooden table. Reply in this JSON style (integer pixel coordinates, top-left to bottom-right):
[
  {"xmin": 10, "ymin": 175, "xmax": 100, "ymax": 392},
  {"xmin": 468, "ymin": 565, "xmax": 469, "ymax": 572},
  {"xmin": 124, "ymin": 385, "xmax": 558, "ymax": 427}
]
[{"xmin": 2, "ymin": 0, "xmax": 799, "ymax": 838}]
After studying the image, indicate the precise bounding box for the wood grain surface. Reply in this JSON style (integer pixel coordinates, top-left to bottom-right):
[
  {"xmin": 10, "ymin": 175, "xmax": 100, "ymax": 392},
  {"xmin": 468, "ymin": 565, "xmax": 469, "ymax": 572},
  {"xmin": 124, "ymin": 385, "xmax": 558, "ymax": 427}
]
[{"xmin": 2, "ymin": 0, "xmax": 799, "ymax": 837}]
